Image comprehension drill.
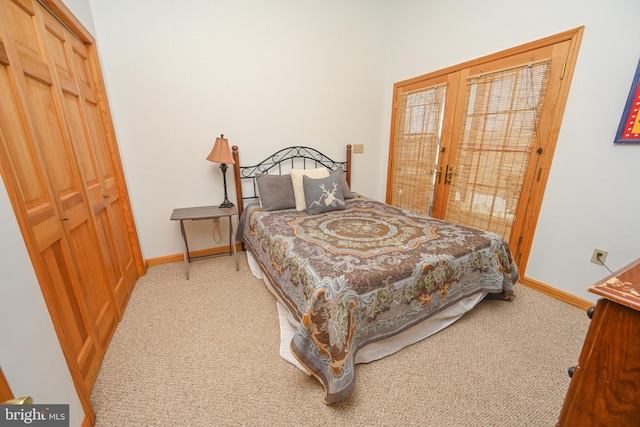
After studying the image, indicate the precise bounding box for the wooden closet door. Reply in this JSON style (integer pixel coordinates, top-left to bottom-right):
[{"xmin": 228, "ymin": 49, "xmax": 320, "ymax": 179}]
[
  {"xmin": 0, "ymin": 0, "xmax": 114, "ymax": 390},
  {"xmin": 41, "ymin": 12, "xmax": 131, "ymax": 314},
  {"xmin": 0, "ymin": 46, "xmax": 104, "ymax": 391},
  {"xmin": 69, "ymin": 35, "xmax": 139, "ymax": 295}
]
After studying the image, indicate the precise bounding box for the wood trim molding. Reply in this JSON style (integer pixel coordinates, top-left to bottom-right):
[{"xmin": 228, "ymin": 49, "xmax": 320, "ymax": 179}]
[
  {"xmin": 394, "ymin": 26, "xmax": 584, "ymax": 88},
  {"xmin": 146, "ymin": 244, "xmax": 243, "ymax": 267},
  {"xmin": 520, "ymin": 276, "xmax": 593, "ymax": 311},
  {"xmin": 38, "ymin": 0, "xmax": 94, "ymax": 43},
  {"xmin": 81, "ymin": 413, "xmax": 95, "ymax": 427}
]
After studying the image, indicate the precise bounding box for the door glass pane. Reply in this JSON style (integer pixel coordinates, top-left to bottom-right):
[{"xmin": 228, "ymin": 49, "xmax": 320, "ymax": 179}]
[
  {"xmin": 389, "ymin": 84, "xmax": 446, "ymax": 215},
  {"xmin": 444, "ymin": 60, "xmax": 551, "ymax": 238}
]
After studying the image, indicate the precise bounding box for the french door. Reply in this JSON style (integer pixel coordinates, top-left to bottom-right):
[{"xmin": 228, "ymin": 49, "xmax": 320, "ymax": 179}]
[{"xmin": 387, "ymin": 28, "xmax": 583, "ymax": 273}]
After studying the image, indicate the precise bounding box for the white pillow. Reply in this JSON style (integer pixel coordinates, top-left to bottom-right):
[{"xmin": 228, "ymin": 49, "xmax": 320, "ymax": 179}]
[{"xmin": 290, "ymin": 167, "xmax": 330, "ymax": 211}]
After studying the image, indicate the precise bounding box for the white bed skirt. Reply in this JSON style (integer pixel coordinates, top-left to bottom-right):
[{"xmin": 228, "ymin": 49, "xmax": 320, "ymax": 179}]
[{"xmin": 246, "ymin": 251, "xmax": 486, "ymax": 372}]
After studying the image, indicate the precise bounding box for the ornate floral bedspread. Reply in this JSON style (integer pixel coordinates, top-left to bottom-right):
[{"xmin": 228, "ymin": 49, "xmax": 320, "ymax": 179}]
[{"xmin": 240, "ymin": 197, "xmax": 519, "ymax": 404}]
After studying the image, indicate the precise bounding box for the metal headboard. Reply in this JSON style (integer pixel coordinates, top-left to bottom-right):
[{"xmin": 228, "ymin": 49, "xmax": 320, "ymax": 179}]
[{"xmin": 232, "ymin": 145, "xmax": 352, "ymax": 219}]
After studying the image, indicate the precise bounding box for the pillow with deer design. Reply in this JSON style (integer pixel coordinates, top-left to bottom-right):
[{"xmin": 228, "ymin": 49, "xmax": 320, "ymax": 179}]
[
  {"xmin": 303, "ymin": 173, "xmax": 346, "ymax": 215},
  {"xmin": 290, "ymin": 167, "xmax": 330, "ymax": 211}
]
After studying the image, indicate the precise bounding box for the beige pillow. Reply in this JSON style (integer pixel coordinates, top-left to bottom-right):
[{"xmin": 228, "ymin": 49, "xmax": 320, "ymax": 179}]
[{"xmin": 290, "ymin": 167, "xmax": 330, "ymax": 211}]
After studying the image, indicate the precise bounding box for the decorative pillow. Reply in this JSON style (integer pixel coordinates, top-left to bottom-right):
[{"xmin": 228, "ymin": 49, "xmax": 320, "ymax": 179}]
[
  {"xmin": 290, "ymin": 167, "xmax": 330, "ymax": 211},
  {"xmin": 255, "ymin": 173, "xmax": 296, "ymax": 211},
  {"xmin": 303, "ymin": 173, "xmax": 346, "ymax": 215},
  {"xmin": 330, "ymin": 168, "xmax": 353, "ymax": 199}
]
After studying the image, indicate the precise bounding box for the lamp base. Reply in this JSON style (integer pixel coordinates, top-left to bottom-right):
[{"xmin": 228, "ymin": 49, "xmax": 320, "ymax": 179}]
[{"xmin": 218, "ymin": 163, "xmax": 235, "ymax": 209}]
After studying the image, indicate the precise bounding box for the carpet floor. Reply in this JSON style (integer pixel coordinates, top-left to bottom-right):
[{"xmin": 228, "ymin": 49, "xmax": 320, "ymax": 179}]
[{"xmin": 90, "ymin": 254, "xmax": 589, "ymax": 426}]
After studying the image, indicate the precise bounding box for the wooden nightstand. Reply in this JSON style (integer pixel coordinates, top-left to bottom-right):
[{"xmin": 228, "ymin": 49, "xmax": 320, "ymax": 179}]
[
  {"xmin": 170, "ymin": 205, "xmax": 239, "ymax": 279},
  {"xmin": 557, "ymin": 258, "xmax": 640, "ymax": 426}
]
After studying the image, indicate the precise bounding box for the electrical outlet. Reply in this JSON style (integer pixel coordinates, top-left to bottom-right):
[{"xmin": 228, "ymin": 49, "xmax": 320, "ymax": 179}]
[
  {"xmin": 590, "ymin": 248, "xmax": 608, "ymax": 265},
  {"xmin": 353, "ymin": 144, "xmax": 364, "ymax": 154}
]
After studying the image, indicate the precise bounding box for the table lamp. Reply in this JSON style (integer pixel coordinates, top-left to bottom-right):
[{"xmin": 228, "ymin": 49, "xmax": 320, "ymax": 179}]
[{"xmin": 206, "ymin": 134, "xmax": 235, "ymax": 208}]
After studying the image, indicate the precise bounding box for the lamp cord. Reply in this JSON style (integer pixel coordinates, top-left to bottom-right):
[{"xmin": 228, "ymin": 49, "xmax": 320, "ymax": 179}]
[
  {"xmin": 212, "ymin": 218, "xmax": 222, "ymax": 243},
  {"xmin": 596, "ymin": 254, "xmax": 614, "ymax": 274}
]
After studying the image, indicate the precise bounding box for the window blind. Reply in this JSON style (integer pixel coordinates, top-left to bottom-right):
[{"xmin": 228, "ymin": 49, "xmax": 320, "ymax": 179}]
[
  {"xmin": 444, "ymin": 60, "xmax": 551, "ymax": 238},
  {"xmin": 389, "ymin": 84, "xmax": 446, "ymax": 215}
]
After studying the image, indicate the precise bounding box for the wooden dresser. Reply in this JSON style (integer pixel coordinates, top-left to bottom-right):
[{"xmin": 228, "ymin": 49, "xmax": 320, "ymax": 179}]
[{"xmin": 557, "ymin": 258, "xmax": 640, "ymax": 426}]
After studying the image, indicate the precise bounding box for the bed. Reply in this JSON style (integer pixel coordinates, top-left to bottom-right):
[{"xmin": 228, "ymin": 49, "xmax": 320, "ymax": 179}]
[{"xmin": 231, "ymin": 144, "xmax": 519, "ymax": 404}]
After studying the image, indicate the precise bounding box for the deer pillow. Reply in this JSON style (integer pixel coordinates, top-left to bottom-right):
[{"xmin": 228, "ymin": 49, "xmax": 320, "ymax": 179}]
[
  {"xmin": 302, "ymin": 173, "xmax": 346, "ymax": 215},
  {"xmin": 290, "ymin": 167, "xmax": 330, "ymax": 211}
]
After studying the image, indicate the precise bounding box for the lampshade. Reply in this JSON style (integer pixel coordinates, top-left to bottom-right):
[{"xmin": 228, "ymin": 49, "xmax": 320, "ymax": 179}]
[{"xmin": 206, "ymin": 135, "xmax": 235, "ymax": 164}]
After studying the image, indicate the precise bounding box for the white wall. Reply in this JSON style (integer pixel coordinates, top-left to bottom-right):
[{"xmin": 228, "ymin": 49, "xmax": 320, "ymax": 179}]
[
  {"xmin": 88, "ymin": 0, "xmax": 392, "ymax": 260},
  {"xmin": 62, "ymin": 0, "xmax": 95, "ymax": 35},
  {"xmin": 89, "ymin": 0, "xmax": 640, "ymax": 303}
]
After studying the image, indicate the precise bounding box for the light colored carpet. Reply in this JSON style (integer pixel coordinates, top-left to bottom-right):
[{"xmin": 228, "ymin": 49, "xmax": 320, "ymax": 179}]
[{"xmin": 91, "ymin": 254, "xmax": 589, "ymax": 426}]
